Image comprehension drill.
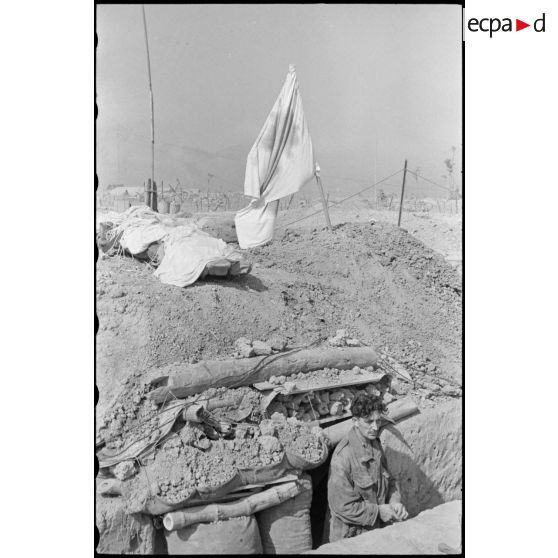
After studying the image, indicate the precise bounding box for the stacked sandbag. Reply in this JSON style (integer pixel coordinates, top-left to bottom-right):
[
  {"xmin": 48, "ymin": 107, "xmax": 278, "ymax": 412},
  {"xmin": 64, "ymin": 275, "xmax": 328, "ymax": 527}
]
[
  {"xmin": 96, "ymin": 495, "xmax": 155, "ymax": 554},
  {"xmin": 165, "ymin": 515, "xmax": 262, "ymax": 555},
  {"xmin": 118, "ymin": 414, "xmax": 328, "ymax": 516},
  {"xmin": 256, "ymin": 474, "xmax": 313, "ymax": 554}
]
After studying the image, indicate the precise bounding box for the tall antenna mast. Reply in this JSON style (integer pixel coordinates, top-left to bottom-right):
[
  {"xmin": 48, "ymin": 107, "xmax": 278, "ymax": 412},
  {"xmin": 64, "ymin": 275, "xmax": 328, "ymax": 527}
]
[{"xmin": 141, "ymin": 5, "xmax": 155, "ymax": 188}]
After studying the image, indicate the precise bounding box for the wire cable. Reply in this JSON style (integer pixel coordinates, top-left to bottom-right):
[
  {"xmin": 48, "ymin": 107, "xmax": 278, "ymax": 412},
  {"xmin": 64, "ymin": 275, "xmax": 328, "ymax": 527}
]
[
  {"xmin": 278, "ymin": 168, "xmax": 404, "ymax": 229},
  {"xmin": 406, "ymin": 170, "xmax": 453, "ymax": 193}
]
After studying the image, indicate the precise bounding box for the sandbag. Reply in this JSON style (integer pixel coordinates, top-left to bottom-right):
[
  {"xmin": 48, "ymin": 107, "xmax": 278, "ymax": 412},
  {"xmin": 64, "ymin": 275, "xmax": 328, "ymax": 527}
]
[
  {"xmin": 285, "ymin": 438, "xmax": 329, "ymax": 471},
  {"xmin": 165, "ymin": 515, "xmax": 262, "ymax": 555},
  {"xmin": 96, "ymin": 495, "xmax": 155, "ymax": 555},
  {"xmin": 124, "ymin": 453, "xmax": 293, "ymax": 516},
  {"xmin": 256, "ymin": 474, "xmax": 313, "ymax": 554}
]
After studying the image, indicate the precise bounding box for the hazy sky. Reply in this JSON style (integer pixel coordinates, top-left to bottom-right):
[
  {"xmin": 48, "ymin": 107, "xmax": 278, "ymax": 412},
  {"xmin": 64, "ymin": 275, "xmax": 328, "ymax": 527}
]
[{"xmin": 97, "ymin": 4, "xmax": 462, "ymax": 194}]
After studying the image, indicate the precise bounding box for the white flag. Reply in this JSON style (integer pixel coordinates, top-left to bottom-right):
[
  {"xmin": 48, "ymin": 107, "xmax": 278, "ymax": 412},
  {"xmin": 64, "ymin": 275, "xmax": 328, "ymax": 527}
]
[{"xmin": 235, "ymin": 65, "xmax": 315, "ymax": 249}]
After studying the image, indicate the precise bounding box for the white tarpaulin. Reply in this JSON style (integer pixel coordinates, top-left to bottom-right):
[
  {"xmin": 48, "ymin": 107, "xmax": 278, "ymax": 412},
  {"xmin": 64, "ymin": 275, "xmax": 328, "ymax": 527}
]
[
  {"xmin": 235, "ymin": 65, "xmax": 315, "ymax": 249},
  {"xmin": 100, "ymin": 205, "xmax": 173, "ymax": 254},
  {"xmin": 98, "ymin": 206, "xmax": 248, "ymax": 287},
  {"xmin": 153, "ymin": 226, "xmax": 243, "ymax": 288}
]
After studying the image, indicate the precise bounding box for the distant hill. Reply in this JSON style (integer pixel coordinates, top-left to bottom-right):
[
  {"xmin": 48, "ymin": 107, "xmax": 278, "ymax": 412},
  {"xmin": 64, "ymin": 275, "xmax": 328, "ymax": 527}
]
[
  {"xmin": 151, "ymin": 143, "xmax": 249, "ymax": 193},
  {"xmin": 101, "ymin": 140, "xmax": 460, "ymax": 200}
]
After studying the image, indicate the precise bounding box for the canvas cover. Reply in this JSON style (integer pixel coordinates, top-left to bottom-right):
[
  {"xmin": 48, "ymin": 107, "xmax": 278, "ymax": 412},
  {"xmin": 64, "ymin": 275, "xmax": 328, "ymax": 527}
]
[
  {"xmin": 98, "ymin": 206, "xmax": 247, "ymax": 287},
  {"xmin": 235, "ymin": 65, "xmax": 315, "ymax": 249}
]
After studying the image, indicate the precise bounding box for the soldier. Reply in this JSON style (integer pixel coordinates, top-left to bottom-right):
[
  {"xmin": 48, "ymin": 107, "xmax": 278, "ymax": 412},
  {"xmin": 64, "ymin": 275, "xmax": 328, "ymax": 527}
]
[{"xmin": 327, "ymin": 392, "xmax": 408, "ymax": 541}]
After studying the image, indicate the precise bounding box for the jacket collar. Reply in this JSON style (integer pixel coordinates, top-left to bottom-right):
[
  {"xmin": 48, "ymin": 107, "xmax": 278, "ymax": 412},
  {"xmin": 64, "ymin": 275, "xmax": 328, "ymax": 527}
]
[{"xmin": 347, "ymin": 425, "xmax": 381, "ymax": 463}]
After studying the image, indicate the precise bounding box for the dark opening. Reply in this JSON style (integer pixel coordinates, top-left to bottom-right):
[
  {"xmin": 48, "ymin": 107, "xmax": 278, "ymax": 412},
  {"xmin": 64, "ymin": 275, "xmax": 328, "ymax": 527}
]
[
  {"xmin": 153, "ymin": 522, "xmax": 168, "ymax": 554},
  {"xmin": 309, "ymin": 451, "xmax": 333, "ymax": 549}
]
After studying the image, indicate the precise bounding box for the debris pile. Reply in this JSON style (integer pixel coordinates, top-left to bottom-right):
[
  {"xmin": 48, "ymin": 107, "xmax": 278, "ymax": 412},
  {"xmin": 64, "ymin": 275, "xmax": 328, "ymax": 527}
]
[
  {"xmin": 327, "ymin": 329, "xmax": 362, "ymax": 347},
  {"xmin": 233, "ymin": 336, "xmax": 288, "ymax": 358},
  {"xmin": 262, "ymin": 413, "xmax": 328, "ymax": 460},
  {"xmin": 121, "ymin": 408, "xmax": 325, "ymax": 513},
  {"xmin": 259, "ymin": 362, "xmax": 392, "ymax": 423},
  {"xmin": 266, "ymin": 382, "xmax": 385, "ymax": 422},
  {"xmin": 378, "ymin": 346, "xmax": 462, "ymax": 407},
  {"xmin": 97, "ymin": 379, "xmax": 159, "ymax": 451}
]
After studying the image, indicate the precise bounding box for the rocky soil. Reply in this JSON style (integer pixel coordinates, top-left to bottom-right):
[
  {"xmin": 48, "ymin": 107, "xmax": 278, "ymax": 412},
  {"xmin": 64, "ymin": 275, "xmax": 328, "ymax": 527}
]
[
  {"xmin": 96, "ymin": 209, "xmax": 462, "ymax": 553},
  {"xmin": 96, "ymin": 219, "xmax": 462, "ymax": 420}
]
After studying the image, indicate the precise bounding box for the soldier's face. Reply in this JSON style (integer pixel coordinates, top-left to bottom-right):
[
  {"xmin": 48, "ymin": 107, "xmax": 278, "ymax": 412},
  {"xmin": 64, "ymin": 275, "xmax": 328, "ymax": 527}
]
[{"xmin": 355, "ymin": 410, "xmax": 383, "ymax": 440}]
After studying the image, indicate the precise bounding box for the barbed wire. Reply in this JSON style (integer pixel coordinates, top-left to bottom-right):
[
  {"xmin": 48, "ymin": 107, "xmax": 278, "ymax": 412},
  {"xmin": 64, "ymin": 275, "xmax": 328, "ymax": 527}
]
[
  {"xmin": 278, "ymin": 168, "xmax": 404, "ymax": 229},
  {"xmin": 112, "ymin": 129, "xmax": 458, "ymax": 196},
  {"xmin": 406, "ymin": 170, "xmax": 453, "ymax": 193}
]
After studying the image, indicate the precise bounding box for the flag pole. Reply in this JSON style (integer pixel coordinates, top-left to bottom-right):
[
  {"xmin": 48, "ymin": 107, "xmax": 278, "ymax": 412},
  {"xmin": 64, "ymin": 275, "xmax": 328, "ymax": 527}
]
[{"xmin": 314, "ymin": 162, "xmax": 332, "ymax": 231}]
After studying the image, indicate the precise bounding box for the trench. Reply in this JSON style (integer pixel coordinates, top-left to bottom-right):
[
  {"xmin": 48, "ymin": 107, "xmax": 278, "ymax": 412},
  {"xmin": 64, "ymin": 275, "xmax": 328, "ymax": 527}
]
[
  {"xmin": 97, "ymin": 391, "xmax": 461, "ymax": 554},
  {"xmin": 309, "ymin": 451, "xmax": 333, "ymax": 547}
]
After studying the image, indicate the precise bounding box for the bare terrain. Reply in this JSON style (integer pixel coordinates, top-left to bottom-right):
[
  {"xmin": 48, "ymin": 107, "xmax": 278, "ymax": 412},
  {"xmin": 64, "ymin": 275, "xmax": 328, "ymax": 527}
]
[{"xmin": 96, "ymin": 206, "xmax": 462, "ymax": 420}]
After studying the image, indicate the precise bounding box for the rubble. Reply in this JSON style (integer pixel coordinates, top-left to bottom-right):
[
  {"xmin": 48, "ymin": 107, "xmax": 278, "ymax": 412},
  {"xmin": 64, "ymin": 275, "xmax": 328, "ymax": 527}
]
[
  {"xmin": 119, "ymin": 401, "xmax": 327, "ymax": 510},
  {"xmin": 327, "ymin": 329, "xmax": 362, "ymax": 347},
  {"xmin": 233, "ymin": 336, "xmax": 291, "ymax": 359},
  {"xmin": 112, "ymin": 460, "xmax": 137, "ymax": 481},
  {"xmin": 234, "ymin": 337, "xmax": 255, "ymax": 358},
  {"xmin": 97, "ymin": 378, "xmax": 161, "ymax": 451},
  {"xmin": 252, "ymin": 340, "xmax": 273, "ymax": 356}
]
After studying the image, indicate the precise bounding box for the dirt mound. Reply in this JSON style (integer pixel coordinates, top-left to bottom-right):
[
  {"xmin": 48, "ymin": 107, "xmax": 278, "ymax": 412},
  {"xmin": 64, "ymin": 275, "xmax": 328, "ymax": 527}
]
[{"xmin": 96, "ymin": 221, "xmax": 461, "ymax": 418}]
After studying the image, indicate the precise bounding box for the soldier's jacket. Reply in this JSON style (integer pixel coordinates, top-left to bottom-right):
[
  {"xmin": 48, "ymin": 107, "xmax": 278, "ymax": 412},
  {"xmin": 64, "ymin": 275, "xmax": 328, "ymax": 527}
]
[{"xmin": 327, "ymin": 425, "xmax": 401, "ymax": 542}]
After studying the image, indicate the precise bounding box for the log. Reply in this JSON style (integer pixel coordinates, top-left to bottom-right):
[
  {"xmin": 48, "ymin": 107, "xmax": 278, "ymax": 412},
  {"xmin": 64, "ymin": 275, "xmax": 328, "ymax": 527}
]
[
  {"xmin": 163, "ymin": 480, "xmax": 302, "ymax": 531},
  {"xmin": 149, "ymin": 347, "xmax": 378, "ymax": 403},
  {"xmin": 183, "ymin": 403, "xmax": 205, "ymax": 422},
  {"xmin": 322, "ymin": 397, "xmax": 420, "ymax": 446},
  {"xmin": 252, "ymin": 370, "xmax": 386, "ymax": 393}
]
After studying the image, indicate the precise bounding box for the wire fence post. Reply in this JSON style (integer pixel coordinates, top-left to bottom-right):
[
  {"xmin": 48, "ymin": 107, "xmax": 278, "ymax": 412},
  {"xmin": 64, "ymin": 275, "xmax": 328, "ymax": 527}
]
[
  {"xmin": 397, "ymin": 159, "xmax": 408, "ymax": 227},
  {"xmin": 314, "ymin": 162, "xmax": 332, "ymax": 230},
  {"xmin": 152, "ymin": 180, "xmax": 158, "ymax": 212},
  {"xmin": 146, "ymin": 178, "xmax": 152, "ymax": 208}
]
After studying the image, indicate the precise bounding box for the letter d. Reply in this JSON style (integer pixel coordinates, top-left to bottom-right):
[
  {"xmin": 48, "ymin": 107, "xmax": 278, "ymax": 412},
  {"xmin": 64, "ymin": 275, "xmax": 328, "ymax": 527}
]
[{"xmin": 534, "ymin": 13, "xmax": 545, "ymax": 32}]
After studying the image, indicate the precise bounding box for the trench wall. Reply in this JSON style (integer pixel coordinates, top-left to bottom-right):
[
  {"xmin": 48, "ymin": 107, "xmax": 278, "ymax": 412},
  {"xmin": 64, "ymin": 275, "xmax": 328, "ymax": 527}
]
[
  {"xmin": 382, "ymin": 399, "xmax": 462, "ymax": 517},
  {"xmin": 96, "ymin": 399, "xmax": 461, "ymax": 553},
  {"xmin": 307, "ymin": 500, "xmax": 462, "ymax": 554},
  {"xmin": 96, "ymin": 495, "xmax": 155, "ymax": 554}
]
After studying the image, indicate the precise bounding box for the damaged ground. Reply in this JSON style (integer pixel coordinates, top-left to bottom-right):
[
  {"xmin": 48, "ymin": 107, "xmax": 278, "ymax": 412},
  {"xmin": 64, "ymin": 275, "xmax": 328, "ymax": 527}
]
[
  {"xmin": 96, "ymin": 219, "xmax": 462, "ymax": 419},
  {"xmin": 96, "ymin": 211, "xmax": 462, "ymax": 554}
]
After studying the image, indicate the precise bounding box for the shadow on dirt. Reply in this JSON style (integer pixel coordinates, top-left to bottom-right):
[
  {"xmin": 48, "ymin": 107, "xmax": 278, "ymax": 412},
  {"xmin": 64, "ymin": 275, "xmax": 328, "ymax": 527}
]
[
  {"xmin": 384, "ymin": 447, "xmax": 444, "ymax": 518},
  {"xmin": 197, "ymin": 274, "xmax": 269, "ymax": 292}
]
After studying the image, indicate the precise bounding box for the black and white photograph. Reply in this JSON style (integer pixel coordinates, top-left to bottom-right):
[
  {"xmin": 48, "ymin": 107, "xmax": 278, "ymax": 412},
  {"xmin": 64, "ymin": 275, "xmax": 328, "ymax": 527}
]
[{"xmin": 95, "ymin": 3, "xmax": 463, "ymax": 554}]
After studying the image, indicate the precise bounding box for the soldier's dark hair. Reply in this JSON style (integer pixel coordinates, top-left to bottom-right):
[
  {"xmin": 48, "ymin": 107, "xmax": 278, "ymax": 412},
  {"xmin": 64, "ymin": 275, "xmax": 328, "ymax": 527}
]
[{"xmin": 351, "ymin": 392, "xmax": 387, "ymax": 418}]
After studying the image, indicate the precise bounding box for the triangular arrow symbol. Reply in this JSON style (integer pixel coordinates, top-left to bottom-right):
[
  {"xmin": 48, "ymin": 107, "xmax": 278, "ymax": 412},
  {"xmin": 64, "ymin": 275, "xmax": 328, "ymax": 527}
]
[{"xmin": 516, "ymin": 19, "xmax": 530, "ymax": 31}]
